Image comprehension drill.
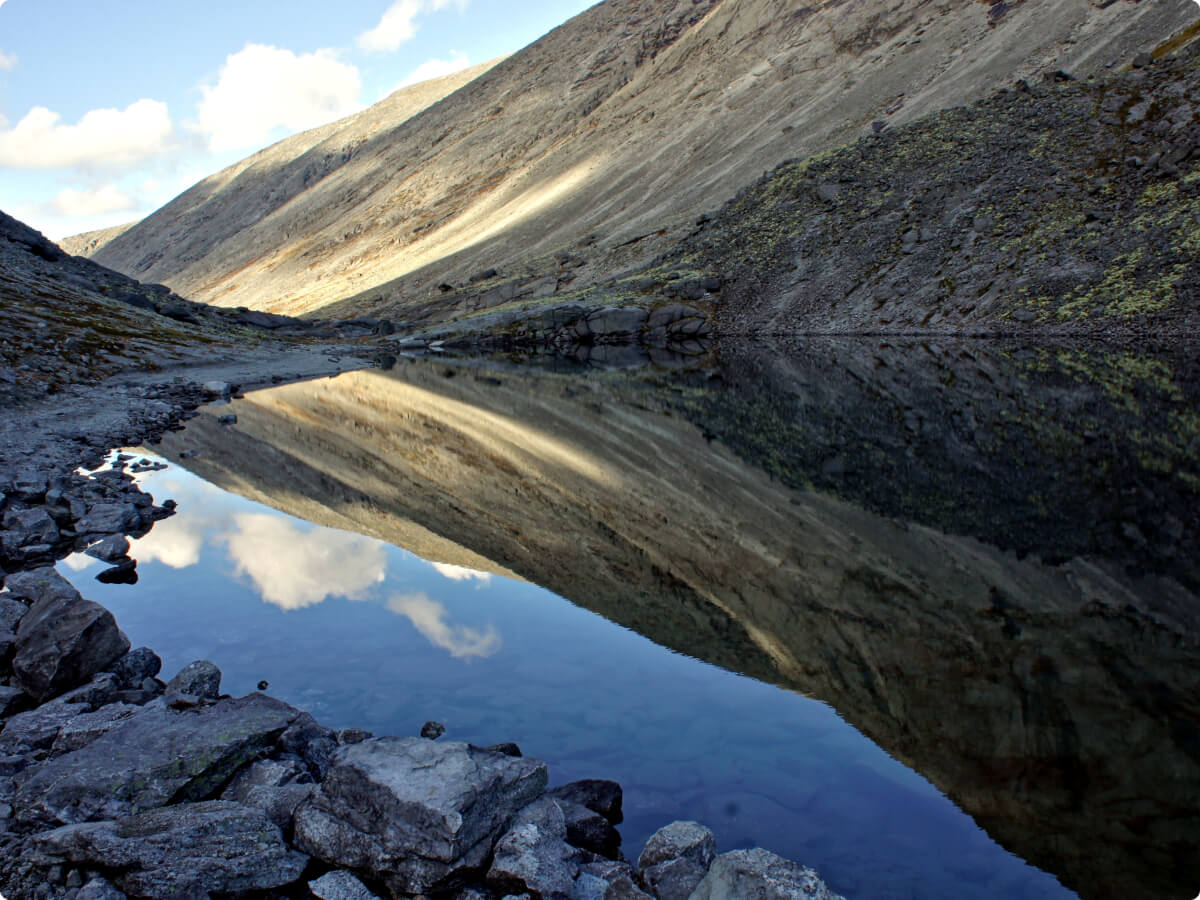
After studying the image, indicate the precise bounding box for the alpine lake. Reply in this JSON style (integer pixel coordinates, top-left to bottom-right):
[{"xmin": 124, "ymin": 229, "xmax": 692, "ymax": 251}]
[{"xmin": 61, "ymin": 338, "xmax": 1200, "ymax": 900}]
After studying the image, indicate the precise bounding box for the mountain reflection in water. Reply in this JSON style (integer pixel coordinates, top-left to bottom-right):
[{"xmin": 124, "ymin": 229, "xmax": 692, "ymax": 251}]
[{"xmin": 77, "ymin": 339, "xmax": 1199, "ymax": 900}]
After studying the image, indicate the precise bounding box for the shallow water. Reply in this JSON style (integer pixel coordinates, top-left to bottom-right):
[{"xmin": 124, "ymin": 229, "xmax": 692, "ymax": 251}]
[{"xmin": 65, "ymin": 339, "xmax": 1200, "ymax": 900}]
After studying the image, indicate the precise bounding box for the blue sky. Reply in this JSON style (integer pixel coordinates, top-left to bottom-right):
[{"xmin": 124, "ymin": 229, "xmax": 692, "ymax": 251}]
[{"xmin": 0, "ymin": 0, "xmax": 595, "ymax": 240}]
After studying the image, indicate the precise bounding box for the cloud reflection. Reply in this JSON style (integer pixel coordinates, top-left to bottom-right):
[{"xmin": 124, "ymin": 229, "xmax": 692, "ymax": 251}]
[
  {"xmin": 225, "ymin": 513, "xmax": 387, "ymax": 611},
  {"xmin": 133, "ymin": 525, "xmax": 206, "ymax": 569},
  {"xmin": 387, "ymin": 592, "xmax": 502, "ymax": 659},
  {"xmin": 432, "ymin": 562, "xmax": 492, "ymax": 584}
]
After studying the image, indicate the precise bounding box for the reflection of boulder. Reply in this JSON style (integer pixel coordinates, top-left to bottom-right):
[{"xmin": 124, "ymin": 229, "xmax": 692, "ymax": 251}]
[{"xmin": 155, "ymin": 348, "xmax": 1200, "ymax": 900}]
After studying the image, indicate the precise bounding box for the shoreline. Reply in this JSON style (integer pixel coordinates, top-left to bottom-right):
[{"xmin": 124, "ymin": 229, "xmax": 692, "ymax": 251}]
[{"xmin": 0, "ymin": 358, "xmax": 845, "ymax": 900}]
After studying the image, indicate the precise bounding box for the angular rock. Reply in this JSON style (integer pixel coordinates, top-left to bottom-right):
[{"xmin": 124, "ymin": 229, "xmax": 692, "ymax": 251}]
[
  {"xmin": 604, "ymin": 875, "xmax": 653, "ymax": 899},
  {"xmin": 278, "ymin": 711, "xmax": 338, "ymax": 780},
  {"xmin": 2, "ymin": 507, "xmax": 59, "ymax": 544},
  {"xmin": 293, "ymin": 737, "xmax": 547, "ymax": 895},
  {"xmin": 549, "ymin": 779, "xmax": 623, "ymax": 824},
  {"xmin": 14, "ymin": 693, "xmax": 302, "ymax": 827},
  {"xmin": 107, "ymin": 647, "xmax": 162, "ymax": 689},
  {"xmin": 12, "ymin": 570, "xmax": 129, "ymax": 702},
  {"xmin": 309, "ymin": 869, "xmax": 383, "ymax": 900},
  {"xmin": 34, "ymin": 800, "xmax": 308, "ymax": 898},
  {"xmin": 50, "ymin": 703, "xmax": 141, "ymax": 757},
  {"xmin": 487, "ymin": 797, "xmax": 581, "ymax": 900},
  {"xmin": 641, "ymin": 855, "xmax": 709, "ymax": 900},
  {"xmin": 637, "ymin": 821, "xmax": 715, "ymax": 872},
  {"xmin": 222, "ymin": 757, "xmax": 309, "ymax": 801},
  {"xmin": 0, "ymin": 698, "xmax": 90, "ymax": 755},
  {"xmin": 688, "ymin": 848, "xmax": 845, "ymax": 900},
  {"xmin": 57, "ymin": 672, "xmax": 121, "ymax": 707},
  {"xmin": 85, "ymin": 534, "xmax": 130, "ymax": 562},
  {"xmin": 75, "ymin": 503, "xmax": 141, "ymax": 535},
  {"xmin": 2, "ymin": 567, "xmax": 77, "ymax": 606},
  {"xmin": 165, "ymin": 659, "xmax": 222, "ymax": 700}
]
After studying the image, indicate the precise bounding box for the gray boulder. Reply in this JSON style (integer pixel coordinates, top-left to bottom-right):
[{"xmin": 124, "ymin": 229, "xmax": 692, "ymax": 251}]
[
  {"xmin": 560, "ymin": 799, "xmax": 621, "ymax": 859},
  {"xmin": 688, "ymin": 849, "xmax": 845, "ymax": 900},
  {"xmin": 10, "ymin": 569, "xmax": 129, "ymax": 702},
  {"xmin": 50, "ymin": 702, "xmax": 141, "ymax": 757},
  {"xmin": 548, "ymin": 779, "xmax": 623, "ymax": 825},
  {"xmin": 165, "ymin": 659, "xmax": 222, "ymax": 700},
  {"xmin": 487, "ymin": 797, "xmax": 584, "ymax": 900},
  {"xmin": 14, "ymin": 693, "xmax": 302, "ymax": 827},
  {"xmin": 0, "ymin": 698, "xmax": 91, "ymax": 754},
  {"xmin": 107, "ymin": 647, "xmax": 161, "ymax": 689},
  {"xmin": 637, "ymin": 821, "xmax": 716, "ymax": 900},
  {"xmin": 2, "ymin": 507, "xmax": 58, "ymax": 544},
  {"xmin": 0, "ymin": 596, "xmax": 28, "ymax": 632},
  {"xmin": 293, "ymin": 736, "xmax": 547, "ymax": 895},
  {"xmin": 85, "ymin": 534, "xmax": 130, "ymax": 562},
  {"xmin": 604, "ymin": 875, "xmax": 653, "ymax": 899},
  {"xmin": 75, "ymin": 502, "xmax": 141, "ymax": 535},
  {"xmin": 34, "ymin": 800, "xmax": 308, "ymax": 898},
  {"xmin": 221, "ymin": 755, "xmax": 316, "ymax": 830},
  {"xmin": 309, "ymin": 869, "xmax": 383, "ymax": 900}
]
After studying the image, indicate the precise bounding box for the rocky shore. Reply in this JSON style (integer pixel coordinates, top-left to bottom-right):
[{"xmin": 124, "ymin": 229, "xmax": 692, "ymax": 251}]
[{"xmin": 0, "ymin": 433, "xmax": 844, "ymax": 899}]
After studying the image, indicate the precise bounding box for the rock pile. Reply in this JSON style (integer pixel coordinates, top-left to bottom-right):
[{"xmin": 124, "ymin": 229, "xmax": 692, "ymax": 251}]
[{"xmin": 0, "ymin": 477, "xmax": 845, "ymax": 899}]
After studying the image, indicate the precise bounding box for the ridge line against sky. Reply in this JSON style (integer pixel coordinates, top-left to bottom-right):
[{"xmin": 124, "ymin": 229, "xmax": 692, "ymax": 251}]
[{"xmin": 0, "ymin": 0, "xmax": 595, "ymax": 240}]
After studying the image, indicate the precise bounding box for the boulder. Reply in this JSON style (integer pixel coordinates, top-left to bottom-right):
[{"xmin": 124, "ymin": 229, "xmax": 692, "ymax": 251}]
[
  {"xmin": 637, "ymin": 821, "xmax": 716, "ymax": 900},
  {"xmin": 14, "ymin": 693, "xmax": 302, "ymax": 827},
  {"xmin": 165, "ymin": 659, "xmax": 222, "ymax": 700},
  {"xmin": 309, "ymin": 869, "xmax": 384, "ymax": 900},
  {"xmin": 0, "ymin": 685, "xmax": 29, "ymax": 719},
  {"xmin": 2, "ymin": 507, "xmax": 59, "ymax": 544},
  {"xmin": 587, "ymin": 307, "xmax": 649, "ymax": 337},
  {"xmin": 107, "ymin": 647, "xmax": 162, "ymax": 689},
  {"xmin": 487, "ymin": 797, "xmax": 582, "ymax": 900},
  {"xmin": 293, "ymin": 737, "xmax": 547, "ymax": 895},
  {"xmin": 688, "ymin": 848, "xmax": 845, "ymax": 900},
  {"xmin": 75, "ymin": 502, "xmax": 141, "ymax": 535},
  {"xmin": 222, "ymin": 756, "xmax": 316, "ymax": 829},
  {"xmin": 50, "ymin": 703, "xmax": 141, "ymax": 757},
  {"xmin": 278, "ymin": 711, "xmax": 338, "ymax": 781},
  {"xmin": 0, "ymin": 596, "xmax": 28, "ymax": 632},
  {"xmin": 85, "ymin": 534, "xmax": 130, "ymax": 562},
  {"xmin": 11, "ymin": 570, "xmax": 129, "ymax": 702},
  {"xmin": 34, "ymin": 800, "xmax": 308, "ymax": 898},
  {"xmin": 0, "ymin": 699, "xmax": 90, "ymax": 754},
  {"xmin": 76, "ymin": 877, "xmax": 126, "ymax": 900}
]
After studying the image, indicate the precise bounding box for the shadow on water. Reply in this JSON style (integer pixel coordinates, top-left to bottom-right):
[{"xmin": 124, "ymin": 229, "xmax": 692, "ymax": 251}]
[{"xmin": 143, "ymin": 337, "xmax": 1200, "ymax": 900}]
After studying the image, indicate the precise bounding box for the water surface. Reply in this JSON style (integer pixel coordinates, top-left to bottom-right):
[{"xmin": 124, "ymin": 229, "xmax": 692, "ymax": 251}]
[{"xmin": 66, "ymin": 338, "xmax": 1200, "ymax": 900}]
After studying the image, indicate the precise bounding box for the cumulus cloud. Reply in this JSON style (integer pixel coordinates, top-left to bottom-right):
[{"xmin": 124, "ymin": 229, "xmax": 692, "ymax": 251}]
[
  {"xmin": 359, "ymin": 0, "xmax": 464, "ymax": 53},
  {"xmin": 0, "ymin": 99, "xmax": 172, "ymax": 170},
  {"xmin": 397, "ymin": 51, "xmax": 471, "ymax": 89},
  {"xmin": 432, "ymin": 562, "xmax": 492, "ymax": 584},
  {"xmin": 131, "ymin": 524, "xmax": 206, "ymax": 570},
  {"xmin": 224, "ymin": 513, "xmax": 387, "ymax": 611},
  {"xmin": 388, "ymin": 592, "xmax": 502, "ymax": 659},
  {"xmin": 0, "ymin": 51, "xmax": 16, "ymax": 71},
  {"xmin": 53, "ymin": 184, "xmax": 136, "ymax": 217},
  {"xmin": 195, "ymin": 44, "xmax": 361, "ymax": 153}
]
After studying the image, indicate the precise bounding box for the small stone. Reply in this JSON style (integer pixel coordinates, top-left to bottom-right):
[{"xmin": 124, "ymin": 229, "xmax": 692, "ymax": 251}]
[
  {"xmin": 338, "ymin": 727, "xmax": 373, "ymax": 745},
  {"xmin": 309, "ymin": 869, "xmax": 383, "ymax": 900},
  {"xmin": 420, "ymin": 720, "xmax": 446, "ymax": 740},
  {"xmin": 815, "ymin": 184, "xmax": 841, "ymax": 202},
  {"xmin": 218, "ymin": 414, "xmax": 238, "ymax": 426}
]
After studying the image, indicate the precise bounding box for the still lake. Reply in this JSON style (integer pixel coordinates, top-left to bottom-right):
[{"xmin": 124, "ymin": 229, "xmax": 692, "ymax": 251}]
[{"xmin": 64, "ymin": 339, "xmax": 1200, "ymax": 900}]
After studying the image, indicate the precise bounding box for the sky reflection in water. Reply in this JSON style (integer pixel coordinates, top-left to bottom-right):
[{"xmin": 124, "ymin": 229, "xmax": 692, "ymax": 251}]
[{"xmin": 63, "ymin": 459, "xmax": 1074, "ymax": 900}]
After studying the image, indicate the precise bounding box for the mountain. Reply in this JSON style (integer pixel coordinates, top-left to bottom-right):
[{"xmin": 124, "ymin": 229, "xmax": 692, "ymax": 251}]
[{"xmin": 81, "ymin": 0, "xmax": 1199, "ymax": 327}]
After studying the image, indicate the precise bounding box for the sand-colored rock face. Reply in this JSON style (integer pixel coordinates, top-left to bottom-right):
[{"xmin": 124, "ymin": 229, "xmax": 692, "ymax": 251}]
[
  {"xmin": 88, "ymin": 0, "xmax": 1199, "ymax": 321},
  {"xmin": 157, "ymin": 349, "xmax": 1200, "ymax": 900}
]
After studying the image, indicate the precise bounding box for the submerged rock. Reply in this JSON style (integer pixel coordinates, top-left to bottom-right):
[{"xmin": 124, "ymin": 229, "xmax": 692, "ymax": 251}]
[
  {"xmin": 34, "ymin": 800, "xmax": 308, "ymax": 898},
  {"xmin": 293, "ymin": 736, "xmax": 547, "ymax": 895}
]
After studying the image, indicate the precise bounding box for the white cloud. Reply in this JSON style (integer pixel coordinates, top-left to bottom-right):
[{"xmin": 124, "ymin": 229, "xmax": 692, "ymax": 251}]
[
  {"xmin": 53, "ymin": 183, "xmax": 136, "ymax": 217},
  {"xmin": 0, "ymin": 51, "xmax": 16, "ymax": 72},
  {"xmin": 0, "ymin": 99, "xmax": 172, "ymax": 170},
  {"xmin": 132, "ymin": 524, "xmax": 205, "ymax": 570},
  {"xmin": 195, "ymin": 44, "xmax": 361, "ymax": 153},
  {"xmin": 359, "ymin": 0, "xmax": 464, "ymax": 53},
  {"xmin": 224, "ymin": 513, "xmax": 387, "ymax": 611},
  {"xmin": 432, "ymin": 562, "xmax": 492, "ymax": 584},
  {"xmin": 388, "ymin": 592, "xmax": 502, "ymax": 659},
  {"xmin": 397, "ymin": 51, "xmax": 471, "ymax": 89}
]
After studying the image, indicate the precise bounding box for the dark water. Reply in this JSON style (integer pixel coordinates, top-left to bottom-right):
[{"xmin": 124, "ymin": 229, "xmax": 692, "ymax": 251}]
[{"xmin": 65, "ymin": 339, "xmax": 1200, "ymax": 900}]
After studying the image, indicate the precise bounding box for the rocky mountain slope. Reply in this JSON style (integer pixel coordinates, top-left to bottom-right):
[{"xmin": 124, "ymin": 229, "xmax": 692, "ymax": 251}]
[
  {"xmin": 155, "ymin": 350, "xmax": 1200, "ymax": 900},
  {"xmin": 81, "ymin": 0, "xmax": 1198, "ymax": 326}
]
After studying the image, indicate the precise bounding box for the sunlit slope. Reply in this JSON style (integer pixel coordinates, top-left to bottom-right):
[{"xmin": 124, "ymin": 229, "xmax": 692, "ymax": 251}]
[{"xmin": 89, "ymin": 0, "xmax": 1198, "ymax": 319}]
